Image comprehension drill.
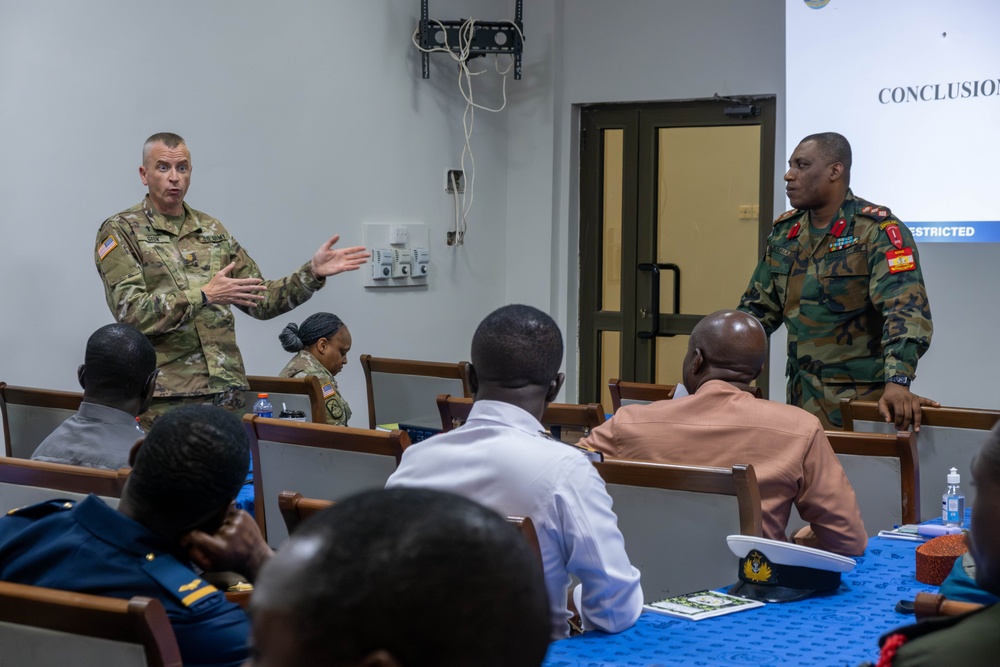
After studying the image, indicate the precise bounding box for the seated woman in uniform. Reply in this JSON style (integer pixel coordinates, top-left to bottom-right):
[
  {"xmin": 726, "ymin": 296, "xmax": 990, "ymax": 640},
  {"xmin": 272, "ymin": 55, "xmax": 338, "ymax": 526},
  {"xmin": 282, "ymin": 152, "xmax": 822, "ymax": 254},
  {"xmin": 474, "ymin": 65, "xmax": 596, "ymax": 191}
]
[{"xmin": 278, "ymin": 312, "xmax": 352, "ymax": 426}]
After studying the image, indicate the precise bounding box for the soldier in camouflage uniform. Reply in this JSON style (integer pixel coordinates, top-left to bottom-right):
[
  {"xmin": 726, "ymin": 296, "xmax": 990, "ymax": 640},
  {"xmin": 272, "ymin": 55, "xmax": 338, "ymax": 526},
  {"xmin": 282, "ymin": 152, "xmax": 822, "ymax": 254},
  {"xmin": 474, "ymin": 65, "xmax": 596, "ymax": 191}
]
[
  {"xmin": 278, "ymin": 312, "xmax": 353, "ymax": 426},
  {"xmin": 95, "ymin": 133, "xmax": 369, "ymax": 428},
  {"xmin": 739, "ymin": 132, "xmax": 936, "ymax": 430}
]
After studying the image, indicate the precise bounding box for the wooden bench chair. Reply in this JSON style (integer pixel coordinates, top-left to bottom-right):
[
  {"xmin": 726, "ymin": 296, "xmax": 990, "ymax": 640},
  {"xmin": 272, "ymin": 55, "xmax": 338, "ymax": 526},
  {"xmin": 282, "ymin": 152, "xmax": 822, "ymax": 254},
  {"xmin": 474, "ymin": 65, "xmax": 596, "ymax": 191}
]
[
  {"xmin": 245, "ymin": 375, "xmax": 327, "ymax": 424},
  {"xmin": 607, "ymin": 378, "xmax": 677, "ymax": 412},
  {"xmin": 0, "ymin": 581, "xmax": 181, "ymax": 667},
  {"xmin": 827, "ymin": 430, "xmax": 919, "ymax": 531},
  {"xmin": 276, "ymin": 490, "xmax": 543, "ymax": 563},
  {"xmin": 244, "ymin": 415, "xmax": 409, "ymax": 547},
  {"xmin": 359, "ymin": 354, "xmax": 472, "ymax": 435},
  {"xmin": 0, "ymin": 382, "xmax": 84, "ymax": 458},
  {"xmin": 787, "ymin": 430, "xmax": 919, "ymax": 537},
  {"xmin": 840, "ymin": 399, "xmax": 993, "ymax": 521},
  {"xmin": 593, "ymin": 460, "xmax": 762, "ymax": 601},
  {"xmin": 0, "ymin": 457, "xmax": 129, "ymax": 513},
  {"xmin": 436, "ymin": 394, "xmax": 606, "ymax": 443}
]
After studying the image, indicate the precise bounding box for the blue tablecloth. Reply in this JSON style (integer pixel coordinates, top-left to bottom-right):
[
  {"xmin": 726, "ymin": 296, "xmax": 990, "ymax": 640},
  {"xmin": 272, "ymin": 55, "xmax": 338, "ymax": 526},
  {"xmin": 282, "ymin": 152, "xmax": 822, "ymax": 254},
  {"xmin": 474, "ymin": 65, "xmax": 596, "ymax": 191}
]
[{"xmin": 542, "ymin": 536, "xmax": 943, "ymax": 667}]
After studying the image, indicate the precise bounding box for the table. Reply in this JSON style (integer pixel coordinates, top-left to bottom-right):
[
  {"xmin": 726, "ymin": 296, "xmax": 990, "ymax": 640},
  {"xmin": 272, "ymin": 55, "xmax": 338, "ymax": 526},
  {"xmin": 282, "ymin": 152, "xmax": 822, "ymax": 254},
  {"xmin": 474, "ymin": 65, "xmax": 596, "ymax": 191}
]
[{"xmin": 542, "ymin": 535, "xmax": 944, "ymax": 667}]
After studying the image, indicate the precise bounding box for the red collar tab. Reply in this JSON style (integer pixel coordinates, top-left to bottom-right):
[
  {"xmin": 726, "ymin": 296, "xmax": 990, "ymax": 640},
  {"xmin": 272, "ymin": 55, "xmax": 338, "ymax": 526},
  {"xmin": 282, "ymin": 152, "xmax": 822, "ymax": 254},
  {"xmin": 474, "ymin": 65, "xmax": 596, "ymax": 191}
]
[
  {"xmin": 787, "ymin": 221, "xmax": 801, "ymax": 240},
  {"xmin": 831, "ymin": 218, "xmax": 848, "ymax": 237}
]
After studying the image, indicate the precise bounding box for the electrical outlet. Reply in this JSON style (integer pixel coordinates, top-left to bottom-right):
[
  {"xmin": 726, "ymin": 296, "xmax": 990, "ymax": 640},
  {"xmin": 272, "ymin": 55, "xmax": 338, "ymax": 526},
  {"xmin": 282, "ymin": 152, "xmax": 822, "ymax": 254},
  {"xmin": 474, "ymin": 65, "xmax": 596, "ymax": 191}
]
[{"xmin": 445, "ymin": 169, "xmax": 465, "ymax": 193}]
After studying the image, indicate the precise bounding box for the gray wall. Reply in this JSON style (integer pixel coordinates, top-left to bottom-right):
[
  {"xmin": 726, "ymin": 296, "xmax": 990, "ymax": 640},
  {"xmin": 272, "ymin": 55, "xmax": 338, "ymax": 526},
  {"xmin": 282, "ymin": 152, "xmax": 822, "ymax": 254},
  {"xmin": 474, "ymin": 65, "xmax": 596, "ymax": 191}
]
[
  {"xmin": 0, "ymin": 0, "xmax": 516, "ymax": 415},
  {"xmin": 4, "ymin": 1, "xmax": 975, "ymax": 415}
]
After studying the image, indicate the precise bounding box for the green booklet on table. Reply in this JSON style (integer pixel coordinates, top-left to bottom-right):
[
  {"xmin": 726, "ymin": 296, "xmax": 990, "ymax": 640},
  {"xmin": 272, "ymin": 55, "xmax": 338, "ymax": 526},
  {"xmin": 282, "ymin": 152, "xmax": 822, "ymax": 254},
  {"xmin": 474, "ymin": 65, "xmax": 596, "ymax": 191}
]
[{"xmin": 643, "ymin": 590, "xmax": 764, "ymax": 621}]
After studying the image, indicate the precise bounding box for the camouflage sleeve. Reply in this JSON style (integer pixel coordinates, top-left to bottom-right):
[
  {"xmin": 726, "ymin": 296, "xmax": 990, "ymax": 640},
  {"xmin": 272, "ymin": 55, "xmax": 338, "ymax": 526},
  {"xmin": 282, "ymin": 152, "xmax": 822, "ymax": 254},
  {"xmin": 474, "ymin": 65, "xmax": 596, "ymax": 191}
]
[
  {"xmin": 866, "ymin": 222, "xmax": 932, "ymax": 379},
  {"xmin": 94, "ymin": 217, "xmax": 202, "ymax": 336},
  {"xmin": 229, "ymin": 237, "xmax": 326, "ymax": 321},
  {"xmin": 738, "ymin": 253, "xmax": 784, "ymax": 336}
]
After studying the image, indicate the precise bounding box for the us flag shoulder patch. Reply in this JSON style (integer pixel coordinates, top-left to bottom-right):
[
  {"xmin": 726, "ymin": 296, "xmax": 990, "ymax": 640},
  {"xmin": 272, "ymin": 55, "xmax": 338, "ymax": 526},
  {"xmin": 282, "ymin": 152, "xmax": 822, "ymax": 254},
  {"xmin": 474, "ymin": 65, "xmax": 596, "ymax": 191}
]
[
  {"xmin": 97, "ymin": 235, "xmax": 118, "ymax": 260},
  {"xmin": 322, "ymin": 382, "xmax": 337, "ymax": 399}
]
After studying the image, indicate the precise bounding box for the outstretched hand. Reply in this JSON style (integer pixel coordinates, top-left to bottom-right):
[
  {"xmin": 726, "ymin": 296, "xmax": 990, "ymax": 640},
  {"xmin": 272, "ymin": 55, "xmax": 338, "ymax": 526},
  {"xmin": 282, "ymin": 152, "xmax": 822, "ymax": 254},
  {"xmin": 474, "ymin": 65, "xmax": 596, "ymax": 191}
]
[
  {"xmin": 181, "ymin": 506, "xmax": 273, "ymax": 582},
  {"xmin": 202, "ymin": 262, "xmax": 267, "ymax": 307},
  {"xmin": 878, "ymin": 382, "xmax": 940, "ymax": 432},
  {"xmin": 310, "ymin": 234, "xmax": 370, "ymax": 278}
]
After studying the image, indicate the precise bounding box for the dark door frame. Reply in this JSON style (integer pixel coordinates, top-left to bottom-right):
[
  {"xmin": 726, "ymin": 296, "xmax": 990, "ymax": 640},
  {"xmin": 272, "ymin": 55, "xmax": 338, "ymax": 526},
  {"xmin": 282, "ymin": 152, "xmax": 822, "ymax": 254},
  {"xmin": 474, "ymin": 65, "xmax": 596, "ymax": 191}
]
[{"xmin": 578, "ymin": 96, "xmax": 777, "ymax": 403}]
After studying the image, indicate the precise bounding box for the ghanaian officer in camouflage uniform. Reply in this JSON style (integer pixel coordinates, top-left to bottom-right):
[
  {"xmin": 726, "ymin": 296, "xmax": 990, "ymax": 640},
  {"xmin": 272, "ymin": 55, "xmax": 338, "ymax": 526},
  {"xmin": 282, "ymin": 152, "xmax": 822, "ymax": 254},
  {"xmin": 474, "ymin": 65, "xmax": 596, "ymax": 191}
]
[
  {"xmin": 278, "ymin": 312, "xmax": 353, "ymax": 426},
  {"xmin": 739, "ymin": 132, "xmax": 936, "ymax": 430},
  {"xmin": 95, "ymin": 133, "xmax": 369, "ymax": 428}
]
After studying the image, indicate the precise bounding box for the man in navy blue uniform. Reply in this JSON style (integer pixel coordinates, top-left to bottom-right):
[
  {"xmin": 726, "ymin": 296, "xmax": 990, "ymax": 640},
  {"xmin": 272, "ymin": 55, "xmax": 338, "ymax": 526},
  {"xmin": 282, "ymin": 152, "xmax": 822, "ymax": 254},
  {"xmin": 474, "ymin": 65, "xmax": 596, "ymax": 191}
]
[{"xmin": 0, "ymin": 405, "xmax": 273, "ymax": 667}]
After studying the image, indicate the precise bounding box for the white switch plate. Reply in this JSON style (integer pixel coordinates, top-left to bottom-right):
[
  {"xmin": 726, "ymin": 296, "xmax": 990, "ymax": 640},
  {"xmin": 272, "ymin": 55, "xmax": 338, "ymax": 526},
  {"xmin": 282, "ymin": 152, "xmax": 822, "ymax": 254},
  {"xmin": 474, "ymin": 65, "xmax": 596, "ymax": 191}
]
[{"xmin": 362, "ymin": 223, "xmax": 429, "ymax": 288}]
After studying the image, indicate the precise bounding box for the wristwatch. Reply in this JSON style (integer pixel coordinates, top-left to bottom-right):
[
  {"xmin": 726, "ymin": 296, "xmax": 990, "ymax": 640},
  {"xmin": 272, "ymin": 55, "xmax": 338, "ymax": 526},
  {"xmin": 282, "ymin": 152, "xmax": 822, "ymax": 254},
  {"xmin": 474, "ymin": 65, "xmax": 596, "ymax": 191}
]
[{"xmin": 887, "ymin": 375, "xmax": 911, "ymax": 389}]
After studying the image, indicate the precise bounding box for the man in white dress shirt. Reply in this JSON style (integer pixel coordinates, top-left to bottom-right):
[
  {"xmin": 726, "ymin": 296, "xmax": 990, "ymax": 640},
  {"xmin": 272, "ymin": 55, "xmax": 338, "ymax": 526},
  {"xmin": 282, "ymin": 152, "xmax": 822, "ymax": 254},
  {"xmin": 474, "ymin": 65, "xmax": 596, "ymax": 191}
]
[{"xmin": 385, "ymin": 304, "xmax": 643, "ymax": 639}]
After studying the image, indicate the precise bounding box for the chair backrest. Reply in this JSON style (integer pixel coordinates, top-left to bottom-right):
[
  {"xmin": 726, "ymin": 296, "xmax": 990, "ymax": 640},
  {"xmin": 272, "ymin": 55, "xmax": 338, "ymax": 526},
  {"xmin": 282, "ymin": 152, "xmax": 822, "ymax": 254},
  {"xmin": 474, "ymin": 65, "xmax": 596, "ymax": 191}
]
[
  {"xmin": 826, "ymin": 430, "xmax": 919, "ymax": 533},
  {"xmin": 0, "ymin": 581, "xmax": 182, "ymax": 667},
  {"xmin": 276, "ymin": 490, "xmax": 544, "ymax": 565},
  {"xmin": 436, "ymin": 395, "xmax": 607, "ymax": 443},
  {"xmin": 840, "ymin": 399, "xmax": 998, "ymax": 522},
  {"xmin": 593, "ymin": 459, "xmax": 762, "ymax": 601},
  {"xmin": 0, "ymin": 458, "xmax": 128, "ymax": 513},
  {"xmin": 245, "ymin": 375, "xmax": 327, "ymax": 424},
  {"xmin": 608, "ymin": 378, "xmax": 677, "ymax": 412},
  {"xmin": 0, "ymin": 382, "xmax": 84, "ymax": 459},
  {"xmin": 244, "ymin": 415, "xmax": 409, "ymax": 547},
  {"xmin": 277, "ymin": 490, "xmax": 334, "ymax": 535},
  {"xmin": 359, "ymin": 354, "xmax": 472, "ymax": 432}
]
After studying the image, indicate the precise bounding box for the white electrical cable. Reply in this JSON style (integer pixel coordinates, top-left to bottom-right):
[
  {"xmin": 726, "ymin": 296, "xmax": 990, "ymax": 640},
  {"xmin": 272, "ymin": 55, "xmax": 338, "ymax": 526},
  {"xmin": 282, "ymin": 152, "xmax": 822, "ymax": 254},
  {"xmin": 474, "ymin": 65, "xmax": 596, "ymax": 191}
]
[{"xmin": 413, "ymin": 17, "xmax": 524, "ymax": 245}]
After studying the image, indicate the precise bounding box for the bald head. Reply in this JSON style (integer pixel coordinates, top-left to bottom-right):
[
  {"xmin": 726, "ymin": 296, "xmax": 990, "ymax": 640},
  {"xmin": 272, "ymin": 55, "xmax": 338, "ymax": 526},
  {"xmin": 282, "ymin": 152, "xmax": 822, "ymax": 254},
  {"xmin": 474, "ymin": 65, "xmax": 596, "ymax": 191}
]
[{"xmin": 682, "ymin": 310, "xmax": 767, "ymax": 393}]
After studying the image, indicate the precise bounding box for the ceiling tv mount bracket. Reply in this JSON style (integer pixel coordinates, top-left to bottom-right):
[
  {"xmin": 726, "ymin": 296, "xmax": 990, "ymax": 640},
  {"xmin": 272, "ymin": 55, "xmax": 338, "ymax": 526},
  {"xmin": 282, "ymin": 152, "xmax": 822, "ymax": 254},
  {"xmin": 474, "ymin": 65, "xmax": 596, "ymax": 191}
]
[{"xmin": 417, "ymin": 0, "xmax": 524, "ymax": 80}]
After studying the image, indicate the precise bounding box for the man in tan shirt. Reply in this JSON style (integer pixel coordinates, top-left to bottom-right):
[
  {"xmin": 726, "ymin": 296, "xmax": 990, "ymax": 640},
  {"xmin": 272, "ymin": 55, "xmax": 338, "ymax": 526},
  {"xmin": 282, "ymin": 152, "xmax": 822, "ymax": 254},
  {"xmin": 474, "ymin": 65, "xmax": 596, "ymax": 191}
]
[{"xmin": 581, "ymin": 310, "xmax": 867, "ymax": 556}]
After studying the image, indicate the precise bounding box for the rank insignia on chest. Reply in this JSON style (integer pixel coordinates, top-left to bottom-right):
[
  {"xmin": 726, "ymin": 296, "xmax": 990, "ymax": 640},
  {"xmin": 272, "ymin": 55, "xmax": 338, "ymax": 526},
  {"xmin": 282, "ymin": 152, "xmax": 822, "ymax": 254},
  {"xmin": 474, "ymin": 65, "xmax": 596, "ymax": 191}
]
[
  {"xmin": 322, "ymin": 382, "xmax": 337, "ymax": 398},
  {"xmin": 828, "ymin": 235, "xmax": 858, "ymax": 253},
  {"xmin": 97, "ymin": 235, "xmax": 118, "ymax": 260},
  {"xmin": 886, "ymin": 247, "xmax": 916, "ymax": 273}
]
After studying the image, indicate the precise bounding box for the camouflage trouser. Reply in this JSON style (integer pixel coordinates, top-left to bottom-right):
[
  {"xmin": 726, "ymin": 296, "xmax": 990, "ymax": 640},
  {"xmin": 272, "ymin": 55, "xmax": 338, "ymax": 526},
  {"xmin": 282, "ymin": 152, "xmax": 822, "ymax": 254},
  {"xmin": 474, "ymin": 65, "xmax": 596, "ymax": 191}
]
[
  {"xmin": 788, "ymin": 369, "xmax": 883, "ymax": 430},
  {"xmin": 138, "ymin": 387, "xmax": 247, "ymax": 432}
]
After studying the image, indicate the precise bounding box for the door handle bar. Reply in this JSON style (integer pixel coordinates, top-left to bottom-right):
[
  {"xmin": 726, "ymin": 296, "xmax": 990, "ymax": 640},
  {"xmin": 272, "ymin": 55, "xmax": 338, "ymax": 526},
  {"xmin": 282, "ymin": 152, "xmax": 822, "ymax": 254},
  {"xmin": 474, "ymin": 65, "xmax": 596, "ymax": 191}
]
[{"xmin": 636, "ymin": 263, "xmax": 681, "ymax": 339}]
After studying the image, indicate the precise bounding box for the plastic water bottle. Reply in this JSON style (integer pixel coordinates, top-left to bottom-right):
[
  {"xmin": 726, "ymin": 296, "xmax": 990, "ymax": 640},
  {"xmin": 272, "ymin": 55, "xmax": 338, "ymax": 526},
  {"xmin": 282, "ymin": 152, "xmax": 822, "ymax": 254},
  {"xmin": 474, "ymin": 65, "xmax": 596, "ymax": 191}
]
[
  {"xmin": 941, "ymin": 467, "xmax": 965, "ymax": 527},
  {"xmin": 253, "ymin": 393, "xmax": 274, "ymax": 419},
  {"xmin": 135, "ymin": 417, "xmax": 145, "ymax": 435}
]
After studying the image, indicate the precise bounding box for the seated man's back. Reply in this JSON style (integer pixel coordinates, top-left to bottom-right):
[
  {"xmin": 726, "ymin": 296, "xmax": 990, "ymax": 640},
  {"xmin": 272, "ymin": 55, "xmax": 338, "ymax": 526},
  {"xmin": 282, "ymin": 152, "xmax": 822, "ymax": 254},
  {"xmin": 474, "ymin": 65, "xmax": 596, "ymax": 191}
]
[
  {"xmin": 386, "ymin": 305, "xmax": 642, "ymax": 638},
  {"xmin": 582, "ymin": 310, "xmax": 867, "ymax": 557},
  {"xmin": 32, "ymin": 323, "xmax": 157, "ymax": 470}
]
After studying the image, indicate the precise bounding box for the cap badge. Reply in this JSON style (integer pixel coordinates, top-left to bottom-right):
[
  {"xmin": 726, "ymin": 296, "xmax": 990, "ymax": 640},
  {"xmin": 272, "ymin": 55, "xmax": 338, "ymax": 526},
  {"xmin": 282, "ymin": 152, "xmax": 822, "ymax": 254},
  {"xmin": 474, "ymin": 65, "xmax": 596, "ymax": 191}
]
[{"xmin": 744, "ymin": 550, "xmax": 773, "ymax": 583}]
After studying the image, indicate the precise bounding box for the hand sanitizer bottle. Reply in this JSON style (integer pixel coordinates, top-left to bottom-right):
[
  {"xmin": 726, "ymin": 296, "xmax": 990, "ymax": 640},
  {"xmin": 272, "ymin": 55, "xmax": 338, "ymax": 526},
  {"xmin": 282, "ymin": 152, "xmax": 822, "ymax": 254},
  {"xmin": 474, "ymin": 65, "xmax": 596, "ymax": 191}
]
[{"xmin": 942, "ymin": 467, "xmax": 965, "ymax": 527}]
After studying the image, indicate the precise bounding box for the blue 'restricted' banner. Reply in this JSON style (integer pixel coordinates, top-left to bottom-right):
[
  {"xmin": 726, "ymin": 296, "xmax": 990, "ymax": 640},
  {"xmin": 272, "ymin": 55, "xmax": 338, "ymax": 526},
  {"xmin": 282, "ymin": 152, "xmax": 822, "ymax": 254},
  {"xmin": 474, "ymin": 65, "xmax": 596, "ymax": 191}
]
[{"xmin": 908, "ymin": 222, "xmax": 1000, "ymax": 243}]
